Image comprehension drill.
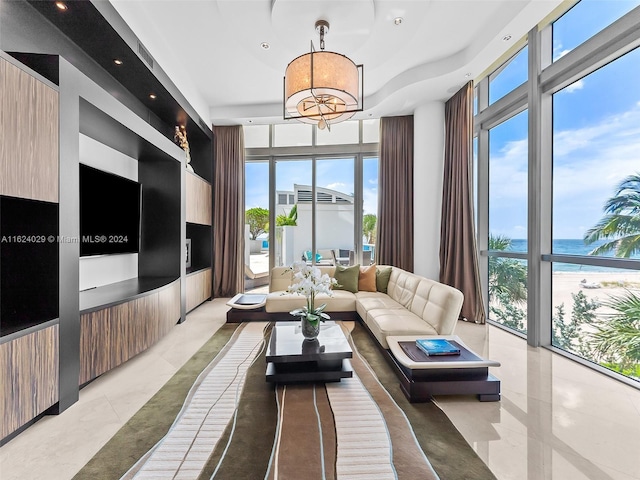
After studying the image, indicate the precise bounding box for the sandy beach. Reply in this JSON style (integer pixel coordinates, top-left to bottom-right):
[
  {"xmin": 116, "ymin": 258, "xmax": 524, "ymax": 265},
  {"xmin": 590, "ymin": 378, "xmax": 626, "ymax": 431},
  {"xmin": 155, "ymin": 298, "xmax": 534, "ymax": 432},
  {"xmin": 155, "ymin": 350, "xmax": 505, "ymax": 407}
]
[{"xmin": 552, "ymin": 271, "xmax": 640, "ymax": 312}]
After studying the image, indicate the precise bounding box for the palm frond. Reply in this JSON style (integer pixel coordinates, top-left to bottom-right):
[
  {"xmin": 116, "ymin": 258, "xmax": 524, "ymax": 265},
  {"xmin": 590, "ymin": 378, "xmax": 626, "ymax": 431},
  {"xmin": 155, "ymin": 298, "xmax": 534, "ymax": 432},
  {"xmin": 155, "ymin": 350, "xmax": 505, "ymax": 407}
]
[
  {"xmin": 489, "ymin": 234, "xmax": 512, "ymax": 251},
  {"xmin": 589, "ymin": 290, "xmax": 640, "ymax": 364}
]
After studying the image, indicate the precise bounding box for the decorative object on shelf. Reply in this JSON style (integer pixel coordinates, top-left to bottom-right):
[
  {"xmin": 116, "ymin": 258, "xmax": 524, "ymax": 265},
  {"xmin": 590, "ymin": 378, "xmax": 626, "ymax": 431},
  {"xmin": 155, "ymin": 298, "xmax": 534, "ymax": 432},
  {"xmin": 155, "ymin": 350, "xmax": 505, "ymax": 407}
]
[
  {"xmin": 185, "ymin": 238, "xmax": 192, "ymax": 268},
  {"xmin": 285, "ymin": 261, "xmax": 337, "ymax": 339},
  {"xmin": 283, "ymin": 19, "xmax": 363, "ymax": 132},
  {"xmin": 174, "ymin": 125, "xmax": 193, "ymax": 172}
]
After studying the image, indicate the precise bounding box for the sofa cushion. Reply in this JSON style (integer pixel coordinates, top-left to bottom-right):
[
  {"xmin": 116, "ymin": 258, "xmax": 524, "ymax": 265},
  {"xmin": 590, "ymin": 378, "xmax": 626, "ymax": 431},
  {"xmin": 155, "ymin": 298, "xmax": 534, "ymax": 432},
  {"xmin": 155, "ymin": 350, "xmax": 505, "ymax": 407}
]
[
  {"xmin": 409, "ymin": 278, "xmax": 464, "ymax": 336},
  {"xmin": 333, "ymin": 264, "xmax": 360, "ymax": 293},
  {"xmin": 387, "ymin": 269, "xmax": 421, "ymax": 309},
  {"xmin": 265, "ymin": 290, "xmax": 356, "ymax": 313},
  {"xmin": 358, "ymin": 263, "xmax": 377, "ymax": 292},
  {"xmin": 376, "ymin": 266, "xmax": 392, "ymax": 293},
  {"xmin": 365, "ymin": 309, "xmax": 439, "ymax": 349},
  {"xmin": 354, "ymin": 291, "xmax": 404, "ymax": 320}
]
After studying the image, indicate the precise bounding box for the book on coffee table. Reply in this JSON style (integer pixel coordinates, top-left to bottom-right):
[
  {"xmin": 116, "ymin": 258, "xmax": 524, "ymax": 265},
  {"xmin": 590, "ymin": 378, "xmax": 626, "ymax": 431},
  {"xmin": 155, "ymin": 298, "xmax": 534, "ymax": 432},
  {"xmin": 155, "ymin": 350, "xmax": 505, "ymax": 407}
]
[{"xmin": 415, "ymin": 338, "xmax": 461, "ymax": 356}]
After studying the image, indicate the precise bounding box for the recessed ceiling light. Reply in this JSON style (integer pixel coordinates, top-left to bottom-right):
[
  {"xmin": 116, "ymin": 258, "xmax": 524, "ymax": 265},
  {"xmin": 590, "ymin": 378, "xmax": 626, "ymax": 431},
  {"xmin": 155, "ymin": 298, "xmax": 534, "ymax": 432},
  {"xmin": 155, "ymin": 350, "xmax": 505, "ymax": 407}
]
[
  {"xmin": 260, "ymin": 42, "xmax": 270, "ymax": 50},
  {"xmin": 502, "ymin": 34, "xmax": 512, "ymax": 42},
  {"xmin": 149, "ymin": 93, "xmax": 157, "ymax": 100},
  {"xmin": 247, "ymin": 120, "xmax": 253, "ymax": 123},
  {"xmin": 394, "ymin": 17, "xmax": 403, "ymax": 26},
  {"xmin": 55, "ymin": 2, "xmax": 67, "ymax": 11},
  {"xmin": 113, "ymin": 59, "xmax": 123, "ymax": 66}
]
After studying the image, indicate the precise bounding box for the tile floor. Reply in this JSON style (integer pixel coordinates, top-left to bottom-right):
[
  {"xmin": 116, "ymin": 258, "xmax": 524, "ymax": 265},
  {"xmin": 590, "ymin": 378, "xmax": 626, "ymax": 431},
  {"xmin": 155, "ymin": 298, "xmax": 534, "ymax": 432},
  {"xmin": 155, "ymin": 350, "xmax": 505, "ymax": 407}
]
[{"xmin": 1, "ymin": 298, "xmax": 638, "ymax": 480}]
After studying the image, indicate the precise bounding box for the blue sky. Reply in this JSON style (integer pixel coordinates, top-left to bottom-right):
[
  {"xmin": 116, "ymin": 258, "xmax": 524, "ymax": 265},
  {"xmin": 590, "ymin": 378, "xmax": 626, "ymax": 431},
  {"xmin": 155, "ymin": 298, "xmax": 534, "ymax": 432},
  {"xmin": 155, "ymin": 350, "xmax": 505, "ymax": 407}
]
[{"xmin": 488, "ymin": 0, "xmax": 640, "ymax": 241}]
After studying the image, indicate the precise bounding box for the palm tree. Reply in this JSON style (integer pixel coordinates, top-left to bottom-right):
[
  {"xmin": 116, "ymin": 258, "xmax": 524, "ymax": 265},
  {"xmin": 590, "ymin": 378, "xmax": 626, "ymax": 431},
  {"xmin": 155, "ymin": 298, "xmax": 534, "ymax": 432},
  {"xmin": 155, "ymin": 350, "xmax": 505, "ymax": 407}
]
[
  {"xmin": 589, "ymin": 290, "xmax": 640, "ymax": 374},
  {"xmin": 276, "ymin": 204, "xmax": 298, "ymax": 226},
  {"xmin": 488, "ymin": 234, "xmax": 527, "ymax": 304},
  {"xmin": 363, "ymin": 214, "xmax": 377, "ymax": 244},
  {"xmin": 584, "ymin": 173, "xmax": 640, "ymax": 257}
]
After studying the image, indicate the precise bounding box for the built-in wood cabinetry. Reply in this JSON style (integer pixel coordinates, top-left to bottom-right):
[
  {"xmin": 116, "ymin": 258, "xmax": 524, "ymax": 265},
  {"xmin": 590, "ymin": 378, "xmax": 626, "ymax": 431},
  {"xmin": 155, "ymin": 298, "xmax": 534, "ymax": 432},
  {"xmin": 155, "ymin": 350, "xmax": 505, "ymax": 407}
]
[
  {"xmin": 186, "ymin": 269, "xmax": 212, "ymax": 313},
  {"xmin": 0, "ymin": 0, "xmax": 213, "ymax": 440},
  {"xmin": 0, "ymin": 55, "xmax": 60, "ymax": 441},
  {"xmin": 79, "ymin": 280, "xmax": 180, "ymax": 385},
  {"xmin": 0, "ymin": 325, "xmax": 59, "ymax": 440},
  {"xmin": 185, "ymin": 148, "xmax": 213, "ymax": 313}
]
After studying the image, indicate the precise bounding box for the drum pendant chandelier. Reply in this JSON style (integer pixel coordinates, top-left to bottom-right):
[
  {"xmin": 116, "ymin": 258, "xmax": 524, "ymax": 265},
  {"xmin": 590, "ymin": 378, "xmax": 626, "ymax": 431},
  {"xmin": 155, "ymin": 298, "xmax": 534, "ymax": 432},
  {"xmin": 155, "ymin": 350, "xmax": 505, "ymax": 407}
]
[{"xmin": 283, "ymin": 20, "xmax": 363, "ymax": 131}]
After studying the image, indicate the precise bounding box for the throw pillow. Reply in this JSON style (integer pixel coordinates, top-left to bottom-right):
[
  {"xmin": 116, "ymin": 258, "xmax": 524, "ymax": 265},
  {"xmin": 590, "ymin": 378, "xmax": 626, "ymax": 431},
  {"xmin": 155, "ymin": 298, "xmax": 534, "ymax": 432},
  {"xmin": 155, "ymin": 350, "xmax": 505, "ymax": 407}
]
[
  {"xmin": 358, "ymin": 263, "xmax": 377, "ymax": 292},
  {"xmin": 333, "ymin": 264, "xmax": 360, "ymax": 293},
  {"xmin": 376, "ymin": 266, "xmax": 392, "ymax": 293}
]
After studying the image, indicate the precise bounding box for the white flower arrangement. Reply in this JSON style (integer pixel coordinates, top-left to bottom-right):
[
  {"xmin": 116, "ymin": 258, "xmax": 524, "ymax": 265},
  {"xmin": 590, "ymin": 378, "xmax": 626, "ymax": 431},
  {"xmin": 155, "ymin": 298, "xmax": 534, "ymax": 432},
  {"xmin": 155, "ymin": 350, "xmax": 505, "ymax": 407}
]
[{"xmin": 285, "ymin": 261, "xmax": 338, "ymax": 326}]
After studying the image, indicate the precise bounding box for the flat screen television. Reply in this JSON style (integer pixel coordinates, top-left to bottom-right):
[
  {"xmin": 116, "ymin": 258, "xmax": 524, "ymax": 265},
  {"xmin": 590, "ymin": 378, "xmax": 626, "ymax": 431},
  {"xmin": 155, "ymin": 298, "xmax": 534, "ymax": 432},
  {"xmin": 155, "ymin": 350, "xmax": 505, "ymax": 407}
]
[{"xmin": 80, "ymin": 164, "xmax": 142, "ymax": 257}]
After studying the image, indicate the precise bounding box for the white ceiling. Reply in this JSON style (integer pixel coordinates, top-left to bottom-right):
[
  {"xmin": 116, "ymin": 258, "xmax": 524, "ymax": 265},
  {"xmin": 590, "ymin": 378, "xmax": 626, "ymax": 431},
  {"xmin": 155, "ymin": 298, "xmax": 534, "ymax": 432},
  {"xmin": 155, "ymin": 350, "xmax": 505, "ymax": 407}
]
[{"xmin": 109, "ymin": 0, "xmax": 563, "ymax": 126}]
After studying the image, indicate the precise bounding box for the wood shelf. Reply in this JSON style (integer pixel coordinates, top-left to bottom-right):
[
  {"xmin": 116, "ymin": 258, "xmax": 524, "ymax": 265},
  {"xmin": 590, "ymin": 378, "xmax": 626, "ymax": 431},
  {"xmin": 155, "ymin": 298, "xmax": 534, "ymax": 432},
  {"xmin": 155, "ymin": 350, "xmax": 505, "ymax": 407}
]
[{"xmin": 79, "ymin": 276, "xmax": 179, "ymax": 314}]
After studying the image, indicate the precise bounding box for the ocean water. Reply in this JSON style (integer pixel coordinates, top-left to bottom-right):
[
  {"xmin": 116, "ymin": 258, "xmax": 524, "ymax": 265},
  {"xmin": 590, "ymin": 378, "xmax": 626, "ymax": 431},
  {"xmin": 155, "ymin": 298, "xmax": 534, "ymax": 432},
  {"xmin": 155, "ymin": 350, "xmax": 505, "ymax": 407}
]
[{"xmin": 506, "ymin": 239, "xmax": 640, "ymax": 272}]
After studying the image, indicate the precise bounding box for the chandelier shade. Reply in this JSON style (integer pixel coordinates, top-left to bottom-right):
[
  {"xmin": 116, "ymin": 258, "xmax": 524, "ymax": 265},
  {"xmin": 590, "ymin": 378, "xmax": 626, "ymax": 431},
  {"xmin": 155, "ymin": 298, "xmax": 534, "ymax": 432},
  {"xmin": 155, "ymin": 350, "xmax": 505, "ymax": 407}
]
[{"xmin": 283, "ymin": 21, "xmax": 363, "ymax": 130}]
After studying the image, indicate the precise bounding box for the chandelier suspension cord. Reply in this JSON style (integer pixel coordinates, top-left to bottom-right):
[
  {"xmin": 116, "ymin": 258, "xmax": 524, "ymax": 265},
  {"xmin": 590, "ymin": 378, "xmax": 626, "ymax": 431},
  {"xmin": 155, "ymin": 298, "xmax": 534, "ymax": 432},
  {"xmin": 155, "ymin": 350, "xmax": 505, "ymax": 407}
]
[
  {"xmin": 309, "ymin": 37, "xmax": 330, "ymax": 131},
  {"xmin": 318, "ymin": 23, "xmax": 326, "ymax": 51}
]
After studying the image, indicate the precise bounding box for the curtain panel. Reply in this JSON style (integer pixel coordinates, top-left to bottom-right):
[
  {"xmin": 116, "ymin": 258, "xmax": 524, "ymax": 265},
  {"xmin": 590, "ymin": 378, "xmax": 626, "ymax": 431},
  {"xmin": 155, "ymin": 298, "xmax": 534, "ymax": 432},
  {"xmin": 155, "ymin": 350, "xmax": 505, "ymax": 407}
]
[
  {"xmin": 440, "ymin": 82, "xmax": 486, "ymax": 323},
  {"xmin": 377, "ymin": 115, "xmax": 414, "ymax": 271},
  {"xmin": 212, "ymin": 125, "xmax": 245, "ymax": 297}
]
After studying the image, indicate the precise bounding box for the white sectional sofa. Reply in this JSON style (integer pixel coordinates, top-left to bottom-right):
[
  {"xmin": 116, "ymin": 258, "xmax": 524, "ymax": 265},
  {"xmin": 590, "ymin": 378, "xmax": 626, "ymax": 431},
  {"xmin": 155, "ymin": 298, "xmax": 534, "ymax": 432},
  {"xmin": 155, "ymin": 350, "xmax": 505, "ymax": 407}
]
[{"xmin": 266, "ymin": 265, "xmax": 464, "ymax": 349}]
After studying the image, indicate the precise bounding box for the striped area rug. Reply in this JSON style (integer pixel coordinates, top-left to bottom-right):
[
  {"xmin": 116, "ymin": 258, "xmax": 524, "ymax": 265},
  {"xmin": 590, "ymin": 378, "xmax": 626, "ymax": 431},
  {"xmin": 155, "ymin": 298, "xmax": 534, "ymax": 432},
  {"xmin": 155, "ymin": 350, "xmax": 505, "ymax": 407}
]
[
  {"xmin": 75, "ymin": 321, "xmax": 496, "ymax": 480},
  {"xmin": 121, "ymin": 321, "xmax": 438, "ymax": 480}
]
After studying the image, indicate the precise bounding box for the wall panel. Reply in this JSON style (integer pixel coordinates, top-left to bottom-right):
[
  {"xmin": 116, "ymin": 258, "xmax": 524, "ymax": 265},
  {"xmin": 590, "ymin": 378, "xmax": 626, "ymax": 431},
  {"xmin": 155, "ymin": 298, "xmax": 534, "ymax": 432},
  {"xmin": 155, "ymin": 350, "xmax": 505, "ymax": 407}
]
[
  {"xmin": 186, "ymin": 172, "xmax": 212, "ymax": 225},
  {"xmin": 0, "ymin": 57, "xmax": 58, "ymax": 202},
  {"xmin": 0, "ymin": 325, "xmax": 59, "ymax": 439},
  {"xmin": 186, "ymin": 268, "xmax": 212, "ymax": 312}
]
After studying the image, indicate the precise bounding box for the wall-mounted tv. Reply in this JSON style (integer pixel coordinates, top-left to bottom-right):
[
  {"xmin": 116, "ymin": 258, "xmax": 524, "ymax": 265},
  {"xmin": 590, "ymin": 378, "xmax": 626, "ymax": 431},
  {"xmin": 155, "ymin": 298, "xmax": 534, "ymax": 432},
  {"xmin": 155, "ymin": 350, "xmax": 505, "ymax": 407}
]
[{"xmin": 80, "ymin": 164, "xmax": 142, "ymax": 257}]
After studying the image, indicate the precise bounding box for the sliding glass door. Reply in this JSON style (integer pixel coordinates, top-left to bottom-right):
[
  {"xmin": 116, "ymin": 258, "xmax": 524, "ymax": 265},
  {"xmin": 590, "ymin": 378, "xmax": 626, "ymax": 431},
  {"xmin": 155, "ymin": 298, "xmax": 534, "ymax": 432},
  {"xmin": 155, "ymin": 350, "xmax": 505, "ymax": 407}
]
[
  {"xmin": 274, "ymin": 158, "xmax": 312, "ymax": 267},
  {"xmin": 315, "ymin": 157, "xmax": 355, "ymax": 265}
]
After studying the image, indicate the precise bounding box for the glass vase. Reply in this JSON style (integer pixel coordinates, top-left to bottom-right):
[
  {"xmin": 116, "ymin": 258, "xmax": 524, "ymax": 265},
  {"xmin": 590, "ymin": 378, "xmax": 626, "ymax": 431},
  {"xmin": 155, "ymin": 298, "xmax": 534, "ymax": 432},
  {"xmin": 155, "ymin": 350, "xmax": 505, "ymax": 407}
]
[{"xmin": 301, "ymin": 315, "xmax": 320, "ymax": 340}]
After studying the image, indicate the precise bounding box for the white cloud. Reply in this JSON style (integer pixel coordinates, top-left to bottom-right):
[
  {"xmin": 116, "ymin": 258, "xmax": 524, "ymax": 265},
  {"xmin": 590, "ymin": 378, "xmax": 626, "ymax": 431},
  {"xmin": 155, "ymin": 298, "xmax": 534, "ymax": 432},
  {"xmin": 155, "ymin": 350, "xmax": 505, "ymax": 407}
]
[
  {"xmin": 363, "ymin": 189, "xmax": 378, "ymax": 216},
  {"xmin": 325, "ymin": 182, "xmax": 351, "ymax": 193},
  {"xmin": 489, "ymin": 102, "xmax": 640, "ymax": 238},
  {"xmin": 564, "ymin": 79, "xmax": 585, "ymax": 93}
]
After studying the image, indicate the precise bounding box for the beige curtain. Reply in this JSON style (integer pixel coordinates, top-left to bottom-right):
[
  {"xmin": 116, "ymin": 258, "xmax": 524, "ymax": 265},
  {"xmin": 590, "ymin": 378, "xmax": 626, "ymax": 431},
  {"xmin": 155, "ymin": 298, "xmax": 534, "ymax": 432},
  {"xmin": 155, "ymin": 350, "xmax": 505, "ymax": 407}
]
[
  {"xmin": 377, "ymin": 115, "xmax": 414, "ymax": 271},
  {"xmin": 440, "ymin": 82, "xmax": 486, "ymax": 323},
  {"xmin": 212, "ymin": 125, "xmax": 245, "ymax": 297}
]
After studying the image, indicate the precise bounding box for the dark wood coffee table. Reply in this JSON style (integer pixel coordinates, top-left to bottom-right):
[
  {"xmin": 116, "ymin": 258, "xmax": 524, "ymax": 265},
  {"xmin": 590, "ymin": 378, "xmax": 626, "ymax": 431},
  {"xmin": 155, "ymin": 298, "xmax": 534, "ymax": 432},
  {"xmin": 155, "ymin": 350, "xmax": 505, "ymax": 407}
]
[
  {"xmin": 265, "ymin": 321, "xmax": 353, "ymax": 383},
  {"xmin": 386, "ymin": 335, "xmax": 501, "ymax": 402}
]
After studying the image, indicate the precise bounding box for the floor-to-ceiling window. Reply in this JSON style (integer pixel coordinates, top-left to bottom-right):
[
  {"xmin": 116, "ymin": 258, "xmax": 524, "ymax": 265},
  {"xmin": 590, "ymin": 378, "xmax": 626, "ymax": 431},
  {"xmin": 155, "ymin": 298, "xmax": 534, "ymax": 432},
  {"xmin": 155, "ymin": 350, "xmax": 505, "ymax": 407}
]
[
  {"xmin": 476, "ymin": 0, "xmax": 640, "ymax": 385},
  {"xmin": 488, "ymin": 110, "xmax": 528, "ymax": 335},
  {"xmin": 551, "ymin": 22, "xmax": 640, "ymax": 379},
  {"xmin": 244, "ymin": 119, "xmax": 379, "ymax": 283}
]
